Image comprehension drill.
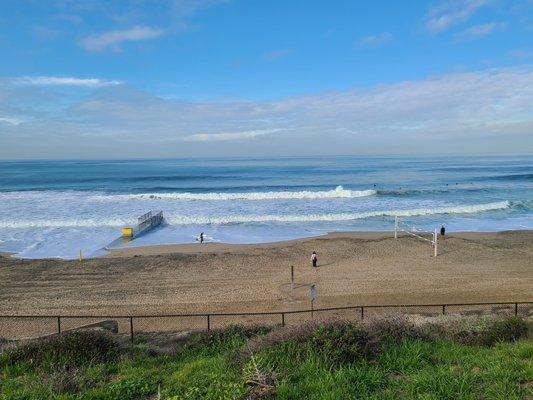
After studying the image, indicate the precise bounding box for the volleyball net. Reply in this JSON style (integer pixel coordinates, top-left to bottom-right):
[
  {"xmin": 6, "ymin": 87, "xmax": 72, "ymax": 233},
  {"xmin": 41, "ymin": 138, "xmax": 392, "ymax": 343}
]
[{"xmin": 394, "ymin": 216, "xmax": 438, "ymax": 257}]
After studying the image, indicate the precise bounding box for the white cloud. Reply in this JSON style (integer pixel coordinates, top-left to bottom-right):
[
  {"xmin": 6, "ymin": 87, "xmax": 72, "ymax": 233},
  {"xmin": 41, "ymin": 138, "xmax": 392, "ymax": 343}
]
[
  {"xmin": 183, "ymin": 129, "xmax": 285, "ymax": 142},
  {"xmin": 0, "ymin": 117, "xmax": 23, "ymax": 126},
  {"xmin": 1, "ymin": 66, "xmax": 532, "ymax": 157},
  {"xmin": 5, "ymin": 76, "xmax": 121, "ymax": 87},
  {"xmin": 357, "ymin": 32, "xmax": 393, "ymax": 46},
  {"xmin": 425, "ymin": 0, "xmax": 489, "ymax": 33},
  {"xmin": 455, "ymin": 22, "xmax": 506, "ymax": 39},
  {"xmin": 81, "ymin": 26, "xmax": 164, "ymax": 51}
]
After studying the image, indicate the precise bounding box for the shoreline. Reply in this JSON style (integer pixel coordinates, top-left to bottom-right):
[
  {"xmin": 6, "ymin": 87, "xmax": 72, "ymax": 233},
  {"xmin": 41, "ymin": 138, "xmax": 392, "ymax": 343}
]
[
  {"xmin": 1, "ymin": 229, "xmax": 532, "ymax": 260},
  {"xmin": 106, "ymin": 229, "xmax": 531, "ymax": 258}
]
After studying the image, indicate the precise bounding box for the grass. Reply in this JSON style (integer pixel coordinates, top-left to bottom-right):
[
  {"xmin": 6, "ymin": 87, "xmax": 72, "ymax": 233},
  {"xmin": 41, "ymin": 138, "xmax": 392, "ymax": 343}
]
[{"xmin": 0, "ymin": 316, "xmax": 531, "ymax": 399}]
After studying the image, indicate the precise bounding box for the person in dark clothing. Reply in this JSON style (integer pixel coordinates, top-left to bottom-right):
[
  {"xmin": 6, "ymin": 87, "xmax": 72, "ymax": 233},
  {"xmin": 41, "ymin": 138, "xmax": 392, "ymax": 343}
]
[
  {"xmin": 440, "ymin": 225, "xmax": 445, "ymax": 239},
  {"xmin": 199, "ymin": 232, "xmax": 204, "ymax": 244},
  {"xmin": 311, "ymin": 251, "xmax": 317, "ymax": 268}
]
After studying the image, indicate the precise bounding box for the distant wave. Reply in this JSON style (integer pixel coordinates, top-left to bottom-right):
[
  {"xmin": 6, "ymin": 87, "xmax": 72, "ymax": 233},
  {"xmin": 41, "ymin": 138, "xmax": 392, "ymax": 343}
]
[
  {"xmin": 0, "ymin": 201, "xmax": 512, "ymax": 228},
  {"xmin": 91, "ymin": 186, "xmax": 377, "ymax": 201},
  {"xmin": 487, "ymin": 173, "xmax": 533, "ymax": 181},
  {"xmin": 377, "ymin": 187, "xmax": 490, "ymax": 196}
]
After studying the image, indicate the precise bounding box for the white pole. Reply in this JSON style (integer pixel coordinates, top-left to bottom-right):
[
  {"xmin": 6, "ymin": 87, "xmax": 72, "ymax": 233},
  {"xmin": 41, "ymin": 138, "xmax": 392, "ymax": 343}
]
[
  {"xmin": 434, "ymin": 228, "xmax": 438, "ymax": 257},
  {"xmin": 394, "ymin": 216, "xmax": 398, "ymax": 239}
]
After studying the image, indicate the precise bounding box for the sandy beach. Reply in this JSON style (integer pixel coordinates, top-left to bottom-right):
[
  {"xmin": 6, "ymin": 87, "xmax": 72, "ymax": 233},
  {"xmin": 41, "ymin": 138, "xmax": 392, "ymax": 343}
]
[{"xmin": 1, "ymin": 231, "xmax": 532, "ymax": 318}]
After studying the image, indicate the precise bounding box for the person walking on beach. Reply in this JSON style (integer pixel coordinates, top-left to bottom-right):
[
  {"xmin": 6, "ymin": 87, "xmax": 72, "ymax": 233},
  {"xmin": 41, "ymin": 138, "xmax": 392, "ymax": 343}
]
[
  {"xmin": 440, "ymin": 225, "xmax": 445, "ymax": 240},
  {"xmin": 199, "ymin": 232, "xmax": 204, "ymax": 244},
  {"xmin": 311, "ymin": 251, "xmax": 318, "ymax": 268}
]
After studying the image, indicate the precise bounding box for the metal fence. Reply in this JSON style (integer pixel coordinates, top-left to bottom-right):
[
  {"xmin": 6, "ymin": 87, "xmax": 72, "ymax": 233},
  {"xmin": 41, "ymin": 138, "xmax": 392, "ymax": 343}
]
[{"xmin": 1, "ymin": 301, "xmax": 531, "ymax": 343}]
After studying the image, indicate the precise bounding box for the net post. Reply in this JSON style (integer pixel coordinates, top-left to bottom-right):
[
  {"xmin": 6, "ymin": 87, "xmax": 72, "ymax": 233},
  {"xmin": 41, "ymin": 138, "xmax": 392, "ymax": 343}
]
[
  {"xmin": 57, "ymin": 316, "xmax": 61, "ymax": 334},
  {"xmin": 207, "ymin": 314, "xmax": 211, "ymax": 331},
  {"xmin": 434, "ymin": 229, "xmax": 438, "ymax": 257},
  {"xmin": 442, "ymin": 305, "xmax": 446, "ymax": 315},
  {"xmin": 360, "ymin": 306, "xmax": 364, "ymax": 320},
  {"xmin": 129, "ymin": 317, "xmax": 134, "ymax": 344},
  {"xmin": 514, "ymin": 303, "xmax": 518, "ymax": 316},
  {"xmin": 281, "ymin": 312, "xmax": 285, "ymax": 327}
]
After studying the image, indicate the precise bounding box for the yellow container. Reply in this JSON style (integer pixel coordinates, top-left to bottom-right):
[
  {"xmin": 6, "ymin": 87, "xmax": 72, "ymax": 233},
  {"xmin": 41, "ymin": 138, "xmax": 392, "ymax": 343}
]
[{"xmin": 122, "ymin": 227, "xmax": 134, "ymax": 237}]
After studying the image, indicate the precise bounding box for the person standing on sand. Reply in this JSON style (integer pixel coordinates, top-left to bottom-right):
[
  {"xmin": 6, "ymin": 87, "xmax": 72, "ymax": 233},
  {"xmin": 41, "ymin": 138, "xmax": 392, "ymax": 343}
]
[
  {"xmin": 440, "ymin": 225, "xmax": 445, "ymax": 240},
  {"xmin": 311, "ymin": 251, "xmax": 318, "ymax": 268},
  {"xmin": 199, "ymin": 232, "xmax": 204, "ymax": 244}
]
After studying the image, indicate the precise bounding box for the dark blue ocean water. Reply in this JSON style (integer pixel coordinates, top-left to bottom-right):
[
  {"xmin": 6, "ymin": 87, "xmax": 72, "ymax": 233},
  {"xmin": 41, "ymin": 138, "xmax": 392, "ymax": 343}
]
[{"xmin": 0, "ymin": 155, "xmax": 531, "ymax": 258}]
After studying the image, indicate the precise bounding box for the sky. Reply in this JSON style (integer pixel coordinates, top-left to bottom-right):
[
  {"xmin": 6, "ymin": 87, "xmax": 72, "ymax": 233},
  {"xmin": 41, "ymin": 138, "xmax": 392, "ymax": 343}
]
[{"xmin": 0, "ymin": 0, "xmax": 532, "ymax": 159}]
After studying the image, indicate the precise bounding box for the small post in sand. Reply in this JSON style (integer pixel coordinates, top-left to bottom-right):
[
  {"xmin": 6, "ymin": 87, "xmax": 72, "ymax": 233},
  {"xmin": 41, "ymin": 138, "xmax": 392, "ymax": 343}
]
[
  {"xmin": 309, "ymin": 284, "xmax": 317, "ymax": 319},
  {"xmin": 79, "ymin": 249, "xmax": 83, "ymax": 262},
  {"xmin": 433, "ymin": 229, "xmax": 438, "ymax": 258},
  {"xmin": 290, "ymin": 266, "xmax": 294, "ymax": 290},
  {"xmin": 394, "ymin": 216, "xmax": 398, "ymax": 239}
]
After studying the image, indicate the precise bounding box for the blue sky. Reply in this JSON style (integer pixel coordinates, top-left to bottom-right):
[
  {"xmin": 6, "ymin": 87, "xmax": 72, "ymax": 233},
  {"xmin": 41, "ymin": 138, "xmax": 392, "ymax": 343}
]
[{"xmin": 0, "ymin": 0, "xmax": 532, "ymax": 158}]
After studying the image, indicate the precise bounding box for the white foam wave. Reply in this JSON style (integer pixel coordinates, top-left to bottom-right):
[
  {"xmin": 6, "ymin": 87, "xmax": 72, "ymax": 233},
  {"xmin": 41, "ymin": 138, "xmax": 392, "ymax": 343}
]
[
  {"xmin": 164, "ymin": 201, "xmax": 510, "ymax": 224},
  {"xmin": 91, "ymin": 186, "xmax": 377, "ymax": 201},
  {"xmin": 0, "ymin": 201, "xmax": 510, "ymax": 228}
]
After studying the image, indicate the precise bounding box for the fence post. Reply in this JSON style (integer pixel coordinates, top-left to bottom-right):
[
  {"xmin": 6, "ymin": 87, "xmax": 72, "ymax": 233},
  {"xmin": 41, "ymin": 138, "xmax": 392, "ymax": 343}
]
[
  {"xmin": 281, "ymin": 313, "xmax": 285, "ymax": 327},
  {"xmin": 442, "ymin": 305, "xmax": 446, "ymax": 315},
  {"xmin": 130, "ymin": 317, "xmax": 134, "ymax": 344},
  {"xmin": 514, "ymin": 303, "xmax": 518, "ymax": 316},
  {"xmin": 361, "ymin": 306, "xmax": 364, "ymax": 320},
  {"xmin": 207, "ymin": 315, "xmax": 211, "ymax": 331},
  {"xmin": 57, "ymin": 316, "xmax": 61, "ymax": 334}
]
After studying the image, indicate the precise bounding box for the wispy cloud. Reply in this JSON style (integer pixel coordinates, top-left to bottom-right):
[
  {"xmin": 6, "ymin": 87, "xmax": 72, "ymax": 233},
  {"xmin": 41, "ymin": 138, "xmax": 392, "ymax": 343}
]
[
  {"xmin": 183, "ymin": 129, "xmax": 284, "ymax": 142},
  {"xmin": 76, "ymin": 1, "xmax": 229, "ymax": 51},
  {"xmin": 425, "ymin": 0, "xmax": 489, "ymax": 33},
  {"xmin": 509, "ymin": 48, "xmax": 533, "ymax": 59},
  {"xmin": 81, "ymin": 26, "xmax": 164, "ymax": 52},
  {"xmin": 3, "ymin": 76, "xmax": 121, "ymax": 87},
  {"xmin": 0, "ymin": 117, "xmax": 23, "ymax": 126},
  {"xmin": 357, "ymin": 32, "xmax": 393, "ymax": 47},
  {"xmin": 182, "ymin": 128, "xmax": 286, "ymax": 142},
  {"xmin": 1, "ymin": 66, "xmax": 532, "ymax": 157},
  {"xmin": 455, "ymin": 21, "xmax": 506, "ymax": 40}
]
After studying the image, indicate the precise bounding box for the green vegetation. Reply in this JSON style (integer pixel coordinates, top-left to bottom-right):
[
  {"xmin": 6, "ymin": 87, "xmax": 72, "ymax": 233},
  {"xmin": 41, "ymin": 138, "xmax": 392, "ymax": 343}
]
[{"xmin": 1, "ymin": 316, "xmax": 531, "ymax": 399}]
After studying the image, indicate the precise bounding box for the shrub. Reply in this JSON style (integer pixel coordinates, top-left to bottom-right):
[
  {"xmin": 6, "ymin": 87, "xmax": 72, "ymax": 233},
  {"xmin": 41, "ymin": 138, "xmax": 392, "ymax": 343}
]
[
  {"xmin": 0, "ymin": 330, "xmax": 122, "ymax": 371},
  {"xmin": 241, "ymin": 319, "xmax": 378, "ymax": 367},
  {"xmin": 239, "ymin": 315, "xmax": 529, "ymax": 368},
  {"xmin": 0, "ymin": 337, "xmax": 8, "ymax": 351},
  {"xmin": 478, "ymin": 316, "xmax": 528, "ymax": 346},
  {"xmin": 307, "ymin": 321, "xmax": 373, "ymax": 364},
  {"xmin": 363, "ymin": 314, "xmax": 430, "ymax": 343},
  {"xmin": 143, "ymin": 325, "xmax": 272, "ymax": 358}
]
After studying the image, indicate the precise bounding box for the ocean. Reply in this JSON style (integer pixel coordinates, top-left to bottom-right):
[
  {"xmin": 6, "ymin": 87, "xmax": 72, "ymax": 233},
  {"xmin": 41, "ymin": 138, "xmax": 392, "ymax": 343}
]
[{"xmin": 0, "ymin": 155, "xmax": 531, "ymax": 259}]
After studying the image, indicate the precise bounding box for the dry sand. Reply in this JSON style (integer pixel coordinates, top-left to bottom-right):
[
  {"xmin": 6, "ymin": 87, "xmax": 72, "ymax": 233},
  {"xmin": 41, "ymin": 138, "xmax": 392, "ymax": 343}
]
[{"xmin": 1, "ymin": 231, "xmax": 532, "ymax": 317}]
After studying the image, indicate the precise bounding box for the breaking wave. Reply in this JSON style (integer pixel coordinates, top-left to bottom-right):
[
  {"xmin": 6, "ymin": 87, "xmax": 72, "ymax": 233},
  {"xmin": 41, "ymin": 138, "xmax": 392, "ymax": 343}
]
[
  {"xmin": 0, "ymin": 201, "xmax": 511, "ymax": 228},
  {"xmin": 91, "ymin": 186, "xmax": 377, "ymax": 201}
]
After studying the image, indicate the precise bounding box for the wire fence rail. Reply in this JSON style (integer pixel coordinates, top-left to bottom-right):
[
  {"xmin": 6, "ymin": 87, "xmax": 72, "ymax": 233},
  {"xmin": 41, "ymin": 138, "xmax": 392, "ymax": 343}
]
[{"xmin": 1, "ymin": 301, "xmax": 532, "ymax": 343}]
